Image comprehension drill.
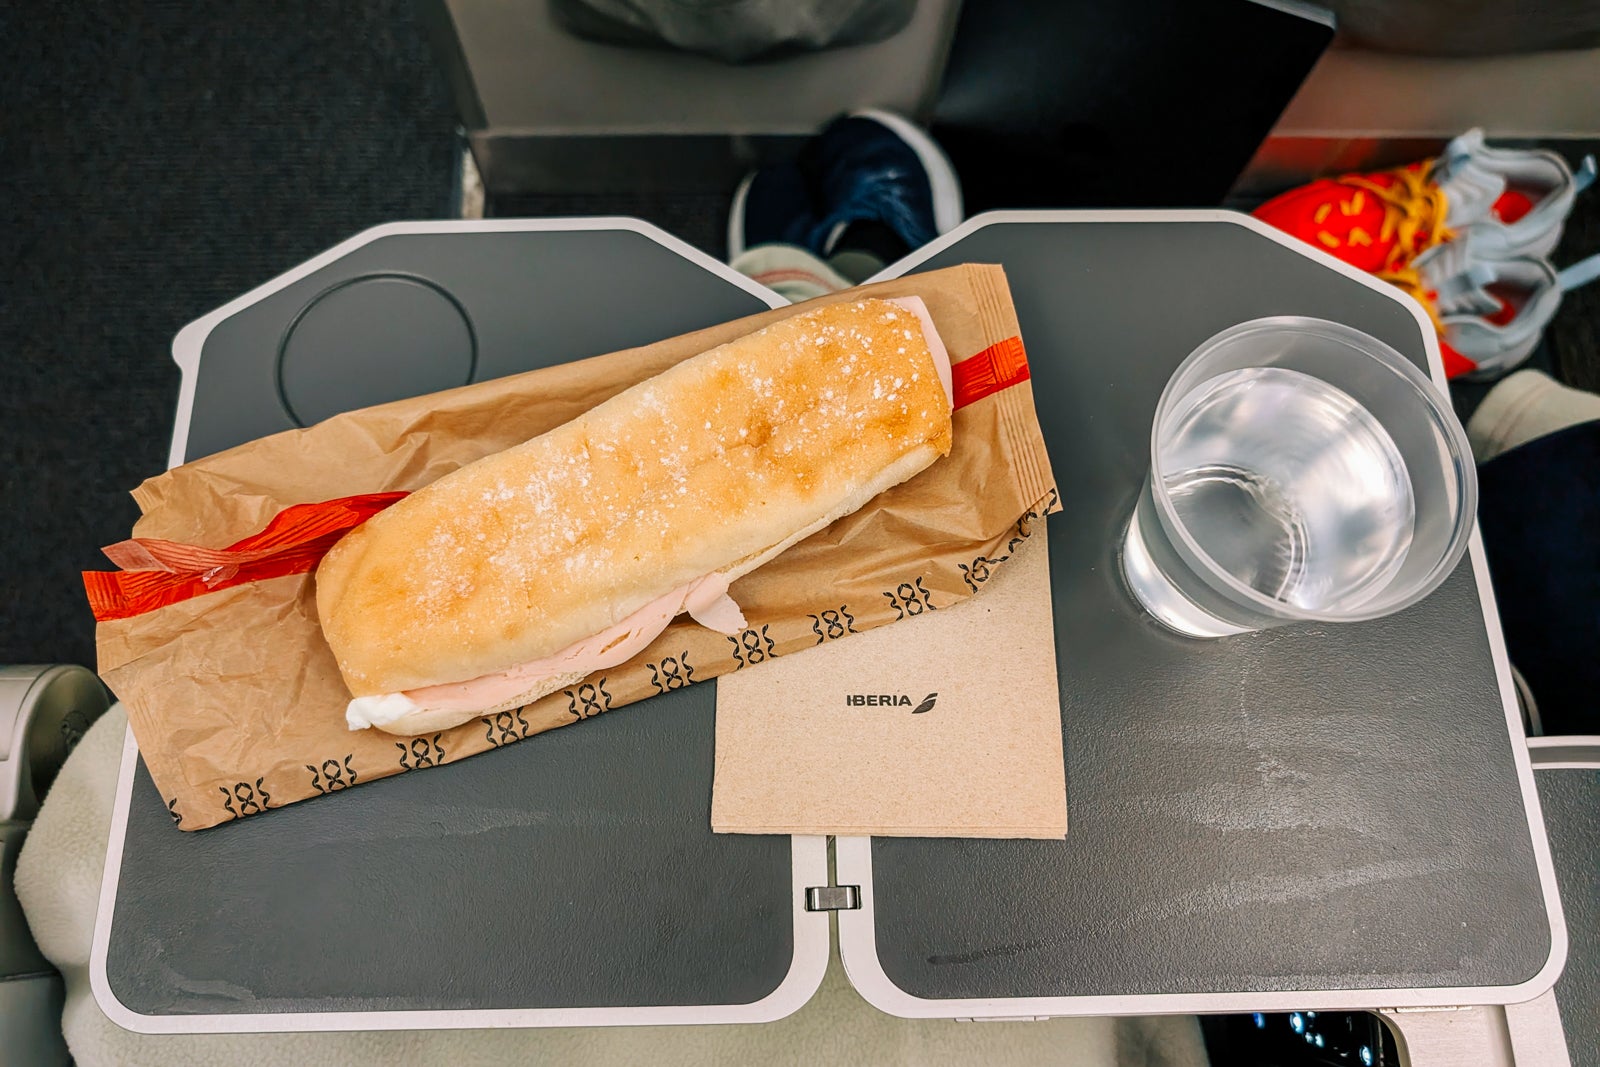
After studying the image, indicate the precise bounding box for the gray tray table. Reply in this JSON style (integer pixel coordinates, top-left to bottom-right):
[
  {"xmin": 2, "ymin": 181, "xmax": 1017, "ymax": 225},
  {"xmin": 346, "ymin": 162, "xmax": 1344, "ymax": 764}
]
[
  {"xmin": 836, "ymin": 211, "xmax": 1565, "ymax": 1019},
  {"xmin": 92, "ymin": 212, "xmax": 1566, "ymax": 1033},
  {"xmin": 1528, "ymin": 737, "xmax": 1599, "ymax": 1066},
  {"xmin": 91, "ymin": 220, "xmax": 830, "ymax": 1033}
]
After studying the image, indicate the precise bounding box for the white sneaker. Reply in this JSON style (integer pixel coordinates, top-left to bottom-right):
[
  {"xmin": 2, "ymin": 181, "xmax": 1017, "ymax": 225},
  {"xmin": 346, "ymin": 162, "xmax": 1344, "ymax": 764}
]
[
  {"xmin": 1432, "ymin": 128, "xmax": 1596, "ymax": 259},
  {"xmin": 1413, "ymin": 238, "xmax": 1563, "ymax": 380}
]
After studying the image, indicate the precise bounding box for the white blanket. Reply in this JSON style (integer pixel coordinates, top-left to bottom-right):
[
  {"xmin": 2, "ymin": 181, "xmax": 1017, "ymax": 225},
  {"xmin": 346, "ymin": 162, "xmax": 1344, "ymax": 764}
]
[{"xmin": 16, "ymin": 706, "xmax": 1206, "ymax": 1066}]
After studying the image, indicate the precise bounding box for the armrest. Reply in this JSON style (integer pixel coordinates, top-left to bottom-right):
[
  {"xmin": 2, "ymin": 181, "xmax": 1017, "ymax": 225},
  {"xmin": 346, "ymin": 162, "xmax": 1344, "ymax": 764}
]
[
  {"xmin": 0, "ymin": 666, "xmax": 110, "ymax": 1066},
  {"xmin": 0, "ymin": 665, "xmax": 111, "ymax": 823},
  {"xmin": 1, "ymin": 820, "xmax": 50, "ymax": 979},
  {"xmin": 2, "ymin": 820, "xmax": 69, "ymax": 1065}
]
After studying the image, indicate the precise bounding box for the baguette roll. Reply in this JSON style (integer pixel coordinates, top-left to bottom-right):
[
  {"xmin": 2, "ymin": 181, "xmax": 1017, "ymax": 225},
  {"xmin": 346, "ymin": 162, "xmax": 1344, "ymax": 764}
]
[{"xmin": 317, "ymin": 296, "xmax": 954, "ymax": 734}]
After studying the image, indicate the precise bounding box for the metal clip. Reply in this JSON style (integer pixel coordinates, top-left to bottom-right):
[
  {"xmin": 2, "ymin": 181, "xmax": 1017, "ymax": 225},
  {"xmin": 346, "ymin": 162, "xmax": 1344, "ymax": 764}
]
[{"xmin": 805, "ymin": 885, "xmax": 861, "ymax": 911}]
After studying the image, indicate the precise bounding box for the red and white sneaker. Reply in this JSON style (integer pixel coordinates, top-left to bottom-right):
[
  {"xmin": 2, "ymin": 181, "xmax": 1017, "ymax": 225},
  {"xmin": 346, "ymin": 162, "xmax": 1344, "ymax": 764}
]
[
  {"xmin": 1432, "ymin": 129, "xmax": 1596, "ymax": 259},
  {"xmin": 1255, "ymin": 132, "xmax": 1593, "ymax": 274},
  {"xmin": 1254, "ymin": 132, "xmax": 1594, "ymax": 379},
  {"xmin": 1253, "ymin": 161, "xmax": 1450, "ymax": 276},
  {"xmin": 1402, "ymin": 238, "xmax": 1563, "ymax": 380}
]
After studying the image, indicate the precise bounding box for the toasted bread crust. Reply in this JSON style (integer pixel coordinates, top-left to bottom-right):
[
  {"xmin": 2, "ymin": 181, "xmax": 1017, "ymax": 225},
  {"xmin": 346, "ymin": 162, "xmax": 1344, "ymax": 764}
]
[{"xmin": 316, "ymin": 298, "xmax": 952, "ymax": 696}]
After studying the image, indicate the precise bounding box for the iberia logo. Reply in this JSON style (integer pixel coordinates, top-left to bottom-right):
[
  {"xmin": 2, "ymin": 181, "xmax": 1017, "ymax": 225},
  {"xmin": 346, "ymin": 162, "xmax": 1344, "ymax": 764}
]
[{"xmin": 845, "ymin": 692, "xmax": 938, "ymax": 714}]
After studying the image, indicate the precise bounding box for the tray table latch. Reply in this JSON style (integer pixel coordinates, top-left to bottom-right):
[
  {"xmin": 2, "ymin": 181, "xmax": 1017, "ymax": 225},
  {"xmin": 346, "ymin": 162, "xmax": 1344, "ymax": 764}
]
[{"xmin": 804, "ymin": 885, "xmax": 861, "ymax": 911}]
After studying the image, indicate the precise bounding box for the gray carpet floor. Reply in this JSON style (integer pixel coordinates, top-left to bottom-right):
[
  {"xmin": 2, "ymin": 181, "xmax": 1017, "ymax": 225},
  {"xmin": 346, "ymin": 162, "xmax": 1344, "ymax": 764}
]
[
  {"xmin": 1549, "ymin": 168, "xmax": 1600, "ymax": 391},
  {"xmin": 1, "ymin": 0, "xmax": 458, "ymax": 668}
]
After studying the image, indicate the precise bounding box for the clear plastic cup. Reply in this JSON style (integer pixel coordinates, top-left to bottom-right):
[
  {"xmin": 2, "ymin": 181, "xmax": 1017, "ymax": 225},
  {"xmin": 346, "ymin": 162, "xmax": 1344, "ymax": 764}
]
[{"xmin": 1120, "ymin": 316, "xmax": 1477, "ymax": 638}]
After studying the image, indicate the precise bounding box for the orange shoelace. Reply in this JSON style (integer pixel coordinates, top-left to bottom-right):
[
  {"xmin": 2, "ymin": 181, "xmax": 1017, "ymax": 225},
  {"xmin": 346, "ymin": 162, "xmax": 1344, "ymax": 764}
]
[
  {"xmin": 1342, "ymin": 163, "xmax": 1454, "ymax": 330},
  {"xmin": 1341, "ymin": 162, "xmax": 1453, "ymax": 272}
]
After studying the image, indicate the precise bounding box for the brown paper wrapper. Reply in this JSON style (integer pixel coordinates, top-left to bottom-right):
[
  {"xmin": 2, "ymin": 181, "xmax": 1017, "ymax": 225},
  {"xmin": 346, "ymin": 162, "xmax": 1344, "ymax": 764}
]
[{"xmin": 99, "ymin": 264, "xmax": 1059, "ymax": 830}]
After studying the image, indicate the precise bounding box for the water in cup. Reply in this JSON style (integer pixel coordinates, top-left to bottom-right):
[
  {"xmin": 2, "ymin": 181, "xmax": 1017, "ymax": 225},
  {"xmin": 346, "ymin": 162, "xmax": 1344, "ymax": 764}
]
[
  {"xmin": 1157, "ymin": 366, "xmax": 1415, "ymax": 612},
  {"xmin": 1121, "ymin": 317, "xmax": 1475, "ymax": 638}
]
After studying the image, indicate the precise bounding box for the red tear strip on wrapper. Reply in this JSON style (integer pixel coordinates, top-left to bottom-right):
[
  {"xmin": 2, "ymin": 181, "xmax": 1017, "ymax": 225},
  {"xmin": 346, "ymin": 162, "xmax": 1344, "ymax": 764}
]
[
  {"xmin": 83, "ymin": 335, "xmax": 1032, "ymax": 623},
  {"xmin": 83, "ymin": 493, "xmax": 408, "ymax": 622},
  {"xmin": 953, "ymin": 335, "xmax": 1030, "ymax": 410}
]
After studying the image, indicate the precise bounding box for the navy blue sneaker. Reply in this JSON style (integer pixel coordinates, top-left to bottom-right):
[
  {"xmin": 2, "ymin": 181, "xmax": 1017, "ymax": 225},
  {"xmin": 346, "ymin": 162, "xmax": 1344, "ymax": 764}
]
[
  {"xmin": 727, "ymin": 158, "xmax": 815, "ymax": 259},
  {"xmin": 799, "ymin": 109, "xmax": 963, "ymax": 259}
]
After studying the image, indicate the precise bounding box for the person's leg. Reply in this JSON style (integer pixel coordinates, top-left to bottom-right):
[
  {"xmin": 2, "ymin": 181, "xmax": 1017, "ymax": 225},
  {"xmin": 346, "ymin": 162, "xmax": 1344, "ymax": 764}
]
[
  {"xmin": 1466, "ymin": 371, "xmax": 1600, "ymax": 735},
  {"xmin": 729, "ymin": 244, "xmax": 854, "ymax": 303},
  {"xmin": 1466, "ymin": 367, "xmax": 1600, "ymax": 461},
  {"xmin": 1475, "ymin": 418, "xmax": 1600, "ymax": 735},
  {"xmin": 728, "ymin": 110, "xmax": 964, "ymax": 295},
  {"xmin": 794, "ymin": 109, "xmax": 962, "ymax": 258}
]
